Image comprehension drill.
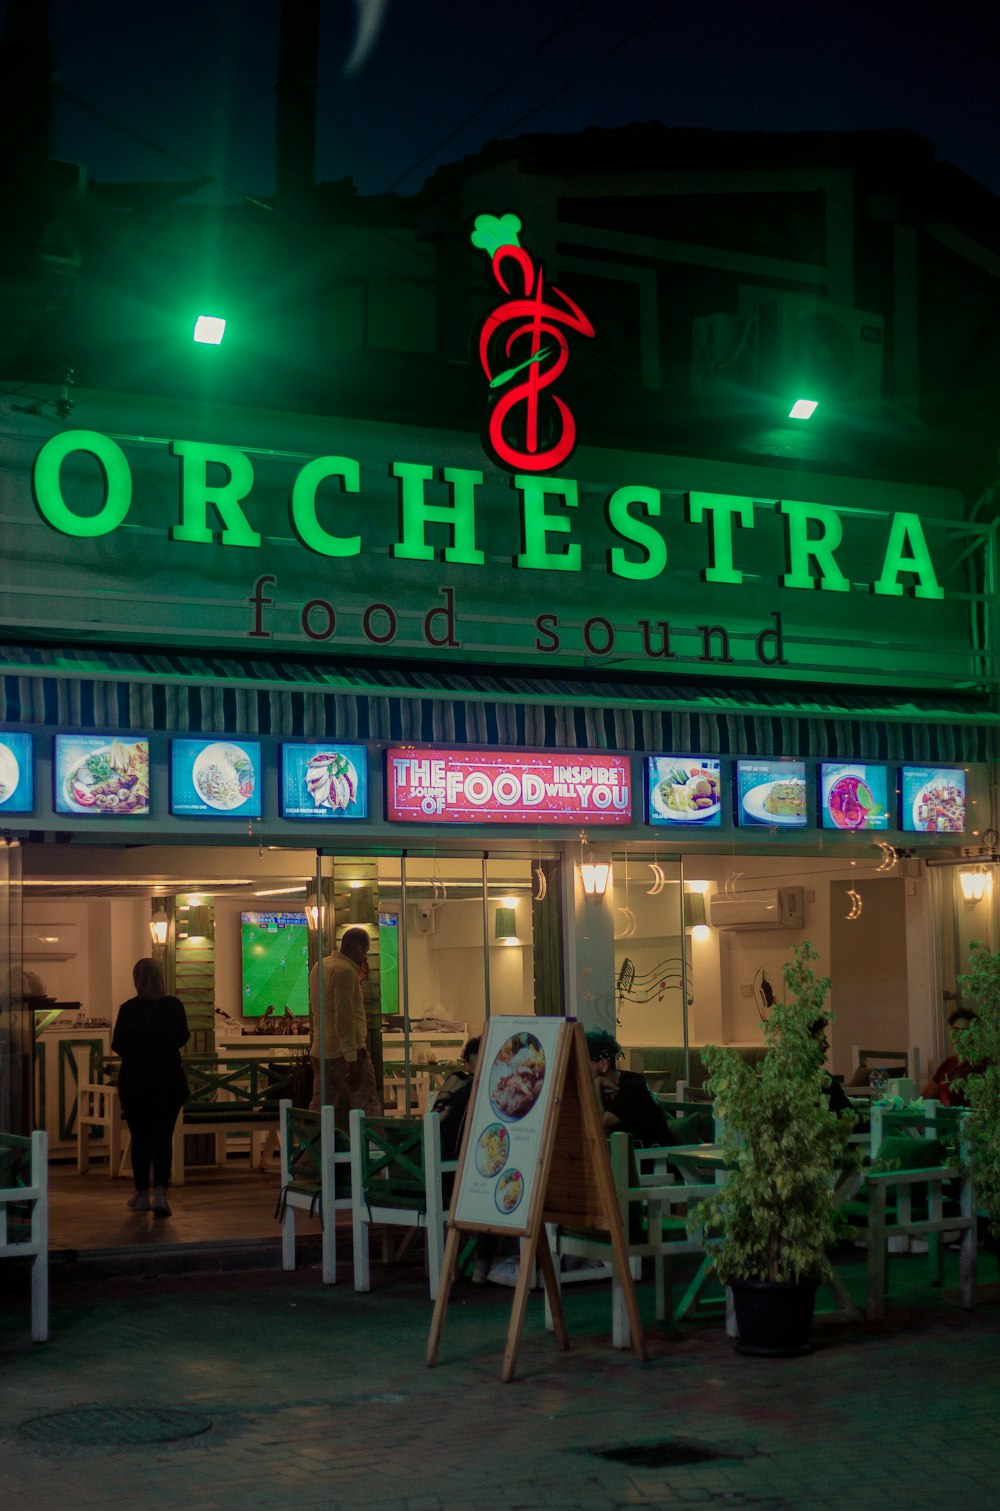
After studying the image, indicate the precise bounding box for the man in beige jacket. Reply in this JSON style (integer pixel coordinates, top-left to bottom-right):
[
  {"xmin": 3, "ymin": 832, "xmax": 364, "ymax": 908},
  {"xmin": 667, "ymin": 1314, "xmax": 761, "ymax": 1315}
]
[{"xmin": 309, "ymin": 927, "xmax": 381, "ymax": 1114}]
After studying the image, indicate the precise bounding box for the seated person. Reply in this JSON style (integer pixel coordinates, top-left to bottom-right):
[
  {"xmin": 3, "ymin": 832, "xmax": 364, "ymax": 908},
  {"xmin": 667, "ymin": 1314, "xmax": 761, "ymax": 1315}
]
[
  {"xmin": 923, "ymin": 1007, "xmax": 981, "ymax": 1106},
  {"xmin": 809, "ymin": 1017, "xmax": 854, "ymax": 1117},
  {"xmin": 432, "ymin": 1036, "xmax": 480, "ymax": 1161},
  {"xmin": 585, "ymin": 1028, "xmax": 670, "ymax": 1147}
]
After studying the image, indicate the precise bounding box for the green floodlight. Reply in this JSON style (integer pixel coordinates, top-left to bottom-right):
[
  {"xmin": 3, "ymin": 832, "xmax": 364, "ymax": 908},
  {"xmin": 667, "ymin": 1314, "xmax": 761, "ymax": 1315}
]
[
  {"xmin": 788, "ymin": 397, "xmax": 819, "ymax": 420},
  {"xmin": 193, "ymin": 314, "xmax": 226, "ymax": 346}
]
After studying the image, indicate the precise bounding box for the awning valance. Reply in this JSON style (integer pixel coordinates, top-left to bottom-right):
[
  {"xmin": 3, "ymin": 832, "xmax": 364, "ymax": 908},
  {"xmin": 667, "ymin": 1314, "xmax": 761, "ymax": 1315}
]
[{"xmin": 0, "ymin": 644, "xmax": 996, "ymax": 763}]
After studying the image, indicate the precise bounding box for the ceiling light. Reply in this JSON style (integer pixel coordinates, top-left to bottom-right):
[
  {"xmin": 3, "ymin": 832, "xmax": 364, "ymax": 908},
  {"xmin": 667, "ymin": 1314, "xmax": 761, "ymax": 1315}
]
[{"xmin": 788, "ymin": 397, "xmax": 819, "ymax": 420}]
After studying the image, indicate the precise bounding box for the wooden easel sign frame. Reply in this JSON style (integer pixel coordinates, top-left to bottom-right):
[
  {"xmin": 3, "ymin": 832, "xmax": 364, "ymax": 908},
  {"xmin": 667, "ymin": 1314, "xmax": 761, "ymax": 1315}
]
[{"xmin": 427, "ymin": 1017, "xmax": 646, "ymax": 1381}]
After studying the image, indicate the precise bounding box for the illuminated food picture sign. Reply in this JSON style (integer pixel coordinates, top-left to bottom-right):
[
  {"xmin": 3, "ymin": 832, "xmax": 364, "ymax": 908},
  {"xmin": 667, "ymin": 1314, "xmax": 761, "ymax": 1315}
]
[
  {"xmin": 54, "ymin": 734, "xmax": 150, "ymax": 816},
  {"xmin": 736, "ymin": 758, "xmax": 808, "ymax": 829},
  {"xmin": 280, "ymin": 744, "xmax": 368, "ymax": 820},
  {"xmin": 647, "ymin": 756, "xmax": 722, "ymax": 827},
  {"xmin": 386, "ymin": 750, "xmax": 631, "ymax": 824},
  {"xmin": 900, "ymin": 766, "xmax": 966, "ymax": 833},
  {"xmin": 0, "ymin": 732, "xmax": 34, "ymax": 814},
  {"xmin": 819, "ymin": 763, "xmax": 890, "ymax": 831},
  {"xmin": 471, "ymin": 213, "xmax": 595, "ymax": 474},
  {"xmin": 171, "ymin": 738, "xmax": 261, "ymax": 818}
]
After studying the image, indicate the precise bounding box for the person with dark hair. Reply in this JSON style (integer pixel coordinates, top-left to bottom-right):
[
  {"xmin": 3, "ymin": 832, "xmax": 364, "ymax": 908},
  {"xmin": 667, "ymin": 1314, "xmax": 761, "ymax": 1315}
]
[
  {"xmin": 924, "ymin": 1007, "xmax": 981, "ymax": 1106},
  {"xmin": 808, "ymin": 1017, "xmax": 854, "ymax": 1116},
  {"xmin": 585, "ymin": 1027, "xmax": 670, "ymax": 1147},
  {"xmin": 432, "ymin": 1036, "xmax": 480, "ymax": 1161},
  {"xmin": 309, "ymin": 926, "xmax": 381, "ymax": 1115},
  {"xmin": 112, "ymin": 957, "xmax": 190, "ymax": 1216}
]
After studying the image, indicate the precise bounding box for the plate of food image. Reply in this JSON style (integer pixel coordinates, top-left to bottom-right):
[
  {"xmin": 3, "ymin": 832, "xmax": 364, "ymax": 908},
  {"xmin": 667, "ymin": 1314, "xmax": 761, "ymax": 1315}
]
[
  {"xmin": 63, "ymin": 740, "xmax": 150, "ymax": 815},
  {"xmin": 475, "ymin": 1123, "xmax": 510, "ymax": 1178},
  {"xmin": 742, "ymin": 777, "xmax": 807, "ymax": 826},
  {"xmin": 0, "ymin": 742, "xmax": 20, "ymax": 807},
  {"xmin": 489, "ymin": 1032, "xmax": 546, "ymax": 1122},
  {"xmin": 192, "ymin": 742, "xmax": 256, "ymax": 811},
  {"xmin": 827, "ymin": 774, "xmax": 878, "ymax": 830},
  {"xmin": 911, "ymin": 777, "xmax": 965, "ymax": 833},
  {"xmin": 495, "ymin": 1169, "xmax": 524, "ymax": 1215},
  {"xmin": 651, "ymin": 765, "xmax": 720, "ymax": 822},
  {"xmin": 304, "ymin": 750, "xmax": 359, "ymax": 812}
]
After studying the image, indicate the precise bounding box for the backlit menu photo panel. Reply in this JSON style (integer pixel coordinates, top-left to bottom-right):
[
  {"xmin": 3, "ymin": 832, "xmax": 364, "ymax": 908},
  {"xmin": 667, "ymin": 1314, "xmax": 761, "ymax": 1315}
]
[
  {"xmin": 280, "ymin": 744, "xmax": 368, "ymax": 819},
  {"xmin": 901, "ymin": 766, "xmax": 966, "ymax": 833},
  {"xmin": 819, "ymin": 763, "xmax": 890, "ymax": 831},
  {"xmin": 171, "ymin": 738, "xmax": 261, "ymax": 818},
  {"xmin": 386, "ymin": 749, "xmax": 632, "ymax": 823},
  {"xmin": 0, "ymin": 732, "xmax": 34, "ymax": 813},
  {"xmin": 54, "ymin": 734, "xmax": 150, "ymax": 816},
  {"xmin": 735, "ymin": 759, "xmax": 808, "ymax": 828},
  {"xmin": 647, "ymin": 756, "xmax": 722, "ymax": 826}
]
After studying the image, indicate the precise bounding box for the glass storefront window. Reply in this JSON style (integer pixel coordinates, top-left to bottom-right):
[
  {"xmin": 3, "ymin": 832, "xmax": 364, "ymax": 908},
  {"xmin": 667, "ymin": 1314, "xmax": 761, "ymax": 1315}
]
[{"xmin": 611, "ymin": 852, "xmax": 687, "ymax": 1079}]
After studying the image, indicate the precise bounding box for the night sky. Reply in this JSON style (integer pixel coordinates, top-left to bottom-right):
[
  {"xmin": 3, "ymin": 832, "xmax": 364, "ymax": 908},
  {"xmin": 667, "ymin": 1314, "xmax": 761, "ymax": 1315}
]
[{"xmin": 21, "ymin": 0, "xmax": 1000, "ymax": 201}]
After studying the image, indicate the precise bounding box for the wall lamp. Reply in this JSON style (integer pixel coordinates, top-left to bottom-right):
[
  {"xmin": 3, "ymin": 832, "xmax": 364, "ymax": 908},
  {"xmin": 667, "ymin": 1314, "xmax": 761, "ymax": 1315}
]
[
  {"xmin": 959, "ymin": 866, "xmax": 992, "ymax": 903},
  {"xmin": 579, "ymin": 861, "xmax": 611, "ymax": 900},
  {"xmin": 149, "ymin": 909, "xmax": 169, "ymax": 946},
  {"xmin": 495, "ymin": 905, "xmax": 517, "ymax": 940},
  {"xmin": 684, "ymin": 890, "xmax": 709, "ymax": 939}
]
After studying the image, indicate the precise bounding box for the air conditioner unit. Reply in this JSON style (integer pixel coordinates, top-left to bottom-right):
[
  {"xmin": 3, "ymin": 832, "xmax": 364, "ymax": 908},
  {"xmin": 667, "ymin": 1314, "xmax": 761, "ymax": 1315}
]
[
  {"xmin": 708, "ymin": 886, "xmax": 805, "ymax": 931},
  {"xmin": 747, "ymin": 293, "xmax": 884, "ymax": 407},
  {"xmin": 22, "ymin": 923, "xmax": 80, "ymax": 959}
]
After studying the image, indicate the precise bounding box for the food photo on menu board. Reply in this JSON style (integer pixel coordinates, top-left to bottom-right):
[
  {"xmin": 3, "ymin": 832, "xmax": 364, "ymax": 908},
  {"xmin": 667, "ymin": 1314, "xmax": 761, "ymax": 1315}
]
[
  {"xmin": 736, "ymin": 759, "xmax": 808, "ymax": 828},
  {"xmin": 647, "ymin": 756, "xmax": 721, "ymax": 826},
  {"xmin": 0, "ymin": 732, "xmax": 34, "ymax": 813},
  {"xmin": 171, "ymin": 738, "xmax": 261, "ymax": 818},
  {"xmin": 54, "ymin": 734, "xmax": 150, "ymax": 816},
  {"xmin": 451, "ymin": 1017, "xmax": 562, "ymax": 1232},
  {"xmin": 280, "ymin": 744, "xmax": 367, "ymax": 819},
  {"xmin": 819, "ymin": 763, "xmax": 889, "ymax": 830},
  {"xmin": 901, "ymin": 766, "xmax": 966, "ymax": 833}
]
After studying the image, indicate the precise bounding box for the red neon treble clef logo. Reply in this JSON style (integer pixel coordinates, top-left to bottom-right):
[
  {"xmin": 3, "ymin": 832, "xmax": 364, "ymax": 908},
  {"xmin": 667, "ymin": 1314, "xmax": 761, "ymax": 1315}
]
[{"xmin": 472, "ymin": 213, "xmax": 595, "ymax": 474}]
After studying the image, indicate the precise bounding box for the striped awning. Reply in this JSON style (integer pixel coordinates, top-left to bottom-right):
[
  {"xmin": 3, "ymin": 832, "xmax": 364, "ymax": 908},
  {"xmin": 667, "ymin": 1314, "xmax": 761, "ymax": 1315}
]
[{"xmin": 0, "ymin": 643, "xmax": 996, "ymax": 763}]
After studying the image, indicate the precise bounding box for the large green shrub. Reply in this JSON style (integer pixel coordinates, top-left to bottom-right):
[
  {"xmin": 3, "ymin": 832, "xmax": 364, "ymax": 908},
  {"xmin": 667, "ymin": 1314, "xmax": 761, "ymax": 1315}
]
[
  {"xmin": 695, "ymin": 941, "xmax": 859, "ymax": 1284},
  {"xmin": 954, "ymin": 941, "xmax": 1000, "ymax": 1240}
]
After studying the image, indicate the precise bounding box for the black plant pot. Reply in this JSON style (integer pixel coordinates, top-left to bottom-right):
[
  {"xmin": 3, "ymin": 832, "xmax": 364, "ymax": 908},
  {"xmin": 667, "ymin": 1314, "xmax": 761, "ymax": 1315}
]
[{"xmin": 729, "ymin": 1277, "xmax": 818, "ymax": 1356}]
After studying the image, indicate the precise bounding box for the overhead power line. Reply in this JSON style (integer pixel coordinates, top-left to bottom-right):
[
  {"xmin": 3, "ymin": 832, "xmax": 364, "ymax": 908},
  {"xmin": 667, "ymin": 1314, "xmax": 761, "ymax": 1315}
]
[{"xmin": 387, "ymin": 0, "xmax": 598, "ymax": 193}]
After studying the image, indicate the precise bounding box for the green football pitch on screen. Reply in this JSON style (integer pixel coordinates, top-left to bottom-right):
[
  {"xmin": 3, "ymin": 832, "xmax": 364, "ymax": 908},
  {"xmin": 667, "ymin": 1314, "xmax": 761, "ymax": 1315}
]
[{"xmin": 240, "ymin": 912, "xmax": 310, "ymax": 1017}]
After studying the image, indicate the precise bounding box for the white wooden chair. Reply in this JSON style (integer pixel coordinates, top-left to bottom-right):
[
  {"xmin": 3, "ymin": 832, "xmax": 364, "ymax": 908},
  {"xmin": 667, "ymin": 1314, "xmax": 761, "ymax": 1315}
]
[
  {"xmin": 276, "ymin": 1100, "xmax": 353, "ymax": 1285},
  {"xmin": 545, "ymin": 1132, "xmax": 716, "ymax": 1348},
  {"xmin": 350, "ymin": 1108, "xmax": 457, "ymax": 1299},
  {"xmin": 0, "ymin": 1129, "xmax": 49, "ymax": 1343}
]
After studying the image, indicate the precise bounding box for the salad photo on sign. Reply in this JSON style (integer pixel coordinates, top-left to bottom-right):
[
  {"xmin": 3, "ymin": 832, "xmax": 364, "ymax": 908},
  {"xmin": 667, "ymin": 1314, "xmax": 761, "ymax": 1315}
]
[
  {"xmin": 0, "ymin": 733, "xmax": 33, "ymax": 813},
  {"xmin": 820, "ymin": 763, "xmax": 889, "ymax": 830},
  {"xmin": 171, "ymin": 738, "xmax": 261, "ymax": 818},
  {"xmin": 54, "ymin": 735, "xmax": 150, "ymax": 816},
  {"xmin": 281, "ymin": 743, "xmax": 368, "ymax": 819}
]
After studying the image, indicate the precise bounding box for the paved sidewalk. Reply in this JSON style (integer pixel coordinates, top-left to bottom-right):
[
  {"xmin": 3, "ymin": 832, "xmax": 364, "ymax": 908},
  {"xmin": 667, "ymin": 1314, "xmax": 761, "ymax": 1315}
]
[{"xmin": 2, "ymin": 1250, "xmax": 999, "ymax": 1511}]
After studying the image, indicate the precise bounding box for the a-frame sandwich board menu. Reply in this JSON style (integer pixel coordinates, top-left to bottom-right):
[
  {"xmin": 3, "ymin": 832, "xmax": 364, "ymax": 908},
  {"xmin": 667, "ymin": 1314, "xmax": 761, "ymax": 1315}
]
[{"xmin": 427, "ymin": 1017, "xmax": 646, "ymax": 1381}]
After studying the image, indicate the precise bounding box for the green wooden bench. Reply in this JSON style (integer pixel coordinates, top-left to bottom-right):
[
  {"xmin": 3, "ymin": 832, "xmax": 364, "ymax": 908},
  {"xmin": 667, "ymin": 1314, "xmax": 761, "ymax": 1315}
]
[
  {"xmin": 276, "ymin": 1100, "xmax": 352, "ymax": 1284},
  {"xmin": 350, "ymin": 1109, "xmax": 457, "ymax": 1299},
  {"xmin": 0, "ymin": 1129, "xmax": 48, "ymax": 1342},
  {"xmin": 77, "ymin": 1055, "xmax": 301, "ymax": 1184}
]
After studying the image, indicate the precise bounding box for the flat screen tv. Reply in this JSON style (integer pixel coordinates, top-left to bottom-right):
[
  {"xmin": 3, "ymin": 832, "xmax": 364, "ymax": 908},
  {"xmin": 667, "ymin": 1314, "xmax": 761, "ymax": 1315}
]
[
  {"xmin": 819, "ymin": 763, "xmax": 890, "ymax": 831},
  {"xmin": 54, "ymin": 734, "xmax": 150, "ymax": 816},
  {"xmin": 900, "ymin": 766, "xmax": 966, "ymax": 833},
  {"xmin": 0, "ymin": 732, "xmax": 34, "ymax": 814},
  {"xmin": 735, "ymin": 758, "xmax": 808, "ymax": 828},
  {"xmin": 240, "ymin": 911, "xmax": 311, "ymax": 1018}
]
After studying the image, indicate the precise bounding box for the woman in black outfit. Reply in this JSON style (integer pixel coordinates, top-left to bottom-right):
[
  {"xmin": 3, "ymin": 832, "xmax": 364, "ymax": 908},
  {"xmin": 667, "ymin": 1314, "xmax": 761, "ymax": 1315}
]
[{"xmin": 112, "ymin": 958, "xmax": 190, "ymax": 1216}]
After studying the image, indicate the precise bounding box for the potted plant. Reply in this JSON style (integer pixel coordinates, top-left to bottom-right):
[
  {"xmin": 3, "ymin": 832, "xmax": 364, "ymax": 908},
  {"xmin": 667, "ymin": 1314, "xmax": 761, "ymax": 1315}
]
[
  {"xmin": 953, "ymin": 941, "xmax": 1000, "ymax": 1246},
  {"xmin": 694, "ymin": 941, "xmax": 859, "ymax": 1354}
]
